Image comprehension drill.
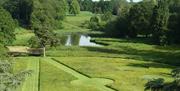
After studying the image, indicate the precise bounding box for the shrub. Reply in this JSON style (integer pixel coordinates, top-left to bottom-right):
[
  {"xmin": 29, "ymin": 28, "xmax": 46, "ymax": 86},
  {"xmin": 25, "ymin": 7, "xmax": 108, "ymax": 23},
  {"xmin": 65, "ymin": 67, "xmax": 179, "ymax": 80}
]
[
  {"xmin": 104, "ymin": 16, "xmax": 128, "ymax": 37},
  {"xmin": 0, "ymin": 59, "xmax": 32, "ymax": 91},
  {"xmin": 88, "ymin": 16, "xmax": 100, "ymax": 31},
  {"xmin": 145, "ymin": 68, "xmax": 180, "ymax": 91},
  {"xmin": 28, "ymin": 36, "xmax": 40, "ymax": 48},
  {"xmin": 90, "ymin": 15, "xmax": 99, "ymax": 23},
  {"xmin": 101, "ymin": 11, "xmax": 113, "ymax": 22},
  {"xmin": 0, "ymin": 7, "xmax": 16, "ymax": 45},
  {"xmin": 0, "ymin": 44, "xmax": 8, "ymax": 59}
]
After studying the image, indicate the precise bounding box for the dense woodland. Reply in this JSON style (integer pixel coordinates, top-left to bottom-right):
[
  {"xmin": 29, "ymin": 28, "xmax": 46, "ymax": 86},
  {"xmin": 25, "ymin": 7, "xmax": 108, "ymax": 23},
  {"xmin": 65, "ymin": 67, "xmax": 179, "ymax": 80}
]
[
  {"xmin": 0, "ymin": 0, "xmax": 180, "ymax": 91},
  {"xmin": 0, "ymin": 0, "xmax": 180, "ymax": 45}
]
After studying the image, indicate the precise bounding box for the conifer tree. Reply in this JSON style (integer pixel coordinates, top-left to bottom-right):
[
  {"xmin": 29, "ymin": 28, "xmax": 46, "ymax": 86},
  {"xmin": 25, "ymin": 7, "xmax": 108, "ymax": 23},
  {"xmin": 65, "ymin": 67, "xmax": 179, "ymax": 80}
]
[{"xmin": 69, "ymin": 0, "xmax": 80, "ymax": 15}]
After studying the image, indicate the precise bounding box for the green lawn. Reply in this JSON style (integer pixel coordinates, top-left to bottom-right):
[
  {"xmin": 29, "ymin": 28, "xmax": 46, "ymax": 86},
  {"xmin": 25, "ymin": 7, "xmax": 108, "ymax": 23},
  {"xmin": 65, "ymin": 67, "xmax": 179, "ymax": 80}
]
[
  {"xmin": 91, "ymin": 38, "xmax": 180, "ymax": 66},
  {"xmin": 13, "ymin": 36, "xmax": 180, "ymax": 91},
  {"xmin": 54, "ymin": 11, "xmax": 92, "ymax": 34},
  {"xmin": 13, "ymin": 57, "xmax": 39, "ymax": 91},
  {"xmin": 65, "ymin": 11, "xmax": 93, "ymax": 27},
  {"xmin": 46, "ymin": 37, "xmax": 180, "ymax": 66},
  {"xmin": 14, "ymin": 39, "xmax": 180, "ymax": 91},
  {"xmin": 53, "ymin": 57, "xmax": 173, "ymax": 91},
  {"xmin": 14, "ymin": 57, "xmax": 174, "ymax": 91},
  {"xmin": 40, "ymin": 58, "xmax": 102, "ymax": 91}
]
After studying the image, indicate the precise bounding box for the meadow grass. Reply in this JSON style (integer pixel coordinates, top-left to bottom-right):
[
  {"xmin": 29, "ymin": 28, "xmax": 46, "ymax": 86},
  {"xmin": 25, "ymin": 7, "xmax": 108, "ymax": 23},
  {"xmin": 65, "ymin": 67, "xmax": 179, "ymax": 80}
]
[
  {"xmin": 90, "ymin": 37, "xmax": 180, "ymax": 66},
  {"xmin": 46, "ymin": 37, "xmax": 180, "ymax": 66},
  {"xmin": 13, "ymin": 58, "xmax": 28, "ymax": 91},
  {"xmin": 14, "ymin": 57, "xmax": 39, "ymax": 91},
  {"xmin": 14, "ymin": 56, "xmax": 175, "ymax": 91},
  {"xmin": 54, "ymin": 57, "xmax": 173, "ymax": 91},
  {"xmin": 40, "ymin": 58, "xmax": 101, "ymax": 91},
  {"xmin": 55, "ymin": 11, "xmax": 92, "ymax": 34},
  {"xmin": 13, "ymin": 57, "xmax": 28, "ymax": 72},
  {"xmin": 65, "ymin": 11, "xmax": 93, "ymax": 27}
]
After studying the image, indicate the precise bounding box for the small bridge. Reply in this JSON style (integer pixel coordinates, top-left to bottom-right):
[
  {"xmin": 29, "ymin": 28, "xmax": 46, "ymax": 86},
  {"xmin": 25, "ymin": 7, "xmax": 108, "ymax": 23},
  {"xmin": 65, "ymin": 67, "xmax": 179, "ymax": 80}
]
[{"xmin": 7, "ymin": 46, "xmax": 43, "ymax": 56}]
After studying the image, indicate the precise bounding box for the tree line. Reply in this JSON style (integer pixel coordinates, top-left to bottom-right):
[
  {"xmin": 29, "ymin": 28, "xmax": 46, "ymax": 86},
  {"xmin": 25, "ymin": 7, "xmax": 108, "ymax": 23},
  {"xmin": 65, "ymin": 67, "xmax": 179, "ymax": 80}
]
[
  {"xmin": 78, "ymin": 0, "xmax": 129, "ymax": 15},
  {"xmin": 88, "ymin": 0, "xmax": 180, "ymax": 45},
  {"xmin": 1, "ymin": 0, "xmax": 67, "ymax": 29}
]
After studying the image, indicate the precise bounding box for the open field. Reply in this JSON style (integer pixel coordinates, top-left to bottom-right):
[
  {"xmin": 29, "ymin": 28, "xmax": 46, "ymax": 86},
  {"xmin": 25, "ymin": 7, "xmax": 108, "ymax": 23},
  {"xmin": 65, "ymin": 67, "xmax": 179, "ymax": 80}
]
[
  {"xmin": 13, "ymin": 57, "xmax": 174, "ymax": 91},
  {"xmin": 53, "ymin": 57, "xmax": 173, "ymax": 91},
  {"xmin": 46, "ymin": 37, "xmax": 180, "ymax": 66},
  {"xmin": 91, "ymin": 38, "xmax": 180, "ymax": 66},
  {"xmin": 40, "ymin": 58, "xmax": 102, "ymax": 91}
]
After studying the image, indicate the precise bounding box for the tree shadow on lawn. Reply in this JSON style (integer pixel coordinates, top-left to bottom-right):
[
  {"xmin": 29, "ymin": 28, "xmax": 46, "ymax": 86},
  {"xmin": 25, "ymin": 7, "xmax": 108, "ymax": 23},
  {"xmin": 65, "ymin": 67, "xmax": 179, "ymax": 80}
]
[
  {"xmin": 90, "ymin": 33, "xmax": 153, "ymax": 45},
  {"xmin": 127, "ymin": 62, "xmax": 175, "ymax": 69},
  {"xmin": 126, "ymin": 62, "xmax": 174, "ymax": 77},
  {"xmin": 154, "ymin": 45, "xmax": 180, "ymax": 51},
  {"xmin": 84, "ymin": 46, "xmax": 180, "ymax": 66},
  {"xmin": 100, "ymin": 38, "xmax": 152, "ymax": 45}
]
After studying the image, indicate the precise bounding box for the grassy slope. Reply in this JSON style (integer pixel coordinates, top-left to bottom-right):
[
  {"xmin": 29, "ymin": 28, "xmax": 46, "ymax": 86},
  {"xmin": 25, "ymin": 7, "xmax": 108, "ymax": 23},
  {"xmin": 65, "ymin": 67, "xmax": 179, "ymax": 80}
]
[
  {"xmin": 40, "ymin": 58, "xmax": 101, "ymax": 91},
  {"xmin": 65, "ymin": 11, "xmax": 93, "ymax": 27},
  {"xmin": 55, "ymin": 11, "xmax": 92, "ymax": 34},
  {"xmin": 46, "ymin": 38, "xmax": 180, "ymax": 66},
  {"xmin": 91, "ymin": 38, "xmax": 180, "ymax": 66},
  {"xmin": 12, "ymin": 28, "xmax": 34, "ymax": 46},
  {"xmin": 54, "ymin": 57, "xmax": 173, "ymax": 91}
]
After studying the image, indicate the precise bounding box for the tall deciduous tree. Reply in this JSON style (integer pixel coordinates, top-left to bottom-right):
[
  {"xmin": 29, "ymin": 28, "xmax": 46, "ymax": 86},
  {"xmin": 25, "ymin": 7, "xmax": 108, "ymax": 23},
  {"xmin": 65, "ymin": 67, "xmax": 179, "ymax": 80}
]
[
  {"xmin": 80, "ymin": 0, "xmax": 93, "ymax": 11},
  {"xmin": 0, "ymin": 7, "xmax": 16, "ymax": 45},
  {"xmin": 151, "ymin": 0, "xmax": 170, "ymax": 45},
  {"xmin": 128, "ymin": 1, "xmax": 154, "ymax": 37},
  {"xmin": 3, "ymin": 0, "xmax": 33, "ymax": 26},
  {"xmin": 34, "ymin": 27, "xmax": 51, "ymax": 57},
  {"xmin": 31, "ymin": 7, "xmax": 53, "ymax": 57},
  {"xmin": 2, "ymin": 0, "xmax": 67, "ymax": 29},
  {"xmin": 168, "ymin": 0, "xmax": 180, "ymax": 44}
]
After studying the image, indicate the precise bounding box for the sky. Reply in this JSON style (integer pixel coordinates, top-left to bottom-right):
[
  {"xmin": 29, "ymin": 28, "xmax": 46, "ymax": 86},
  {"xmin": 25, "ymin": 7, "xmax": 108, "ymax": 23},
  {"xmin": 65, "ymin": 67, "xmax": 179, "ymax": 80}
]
[
  {"xmin": 92, "ymin": 0, "xmax": 143, "ymax": 2},
  {"xmin": 126, "ymin": 0, "xmax": 142, "ymax": 2}
]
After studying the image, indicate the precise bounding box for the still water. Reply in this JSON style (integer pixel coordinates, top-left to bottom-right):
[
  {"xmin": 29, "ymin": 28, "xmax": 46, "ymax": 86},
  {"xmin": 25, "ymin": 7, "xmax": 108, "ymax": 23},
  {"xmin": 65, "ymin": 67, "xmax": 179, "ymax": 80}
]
[{"xmin": 59, "ymin": 34, "xmax": 101, "ymax": 46}]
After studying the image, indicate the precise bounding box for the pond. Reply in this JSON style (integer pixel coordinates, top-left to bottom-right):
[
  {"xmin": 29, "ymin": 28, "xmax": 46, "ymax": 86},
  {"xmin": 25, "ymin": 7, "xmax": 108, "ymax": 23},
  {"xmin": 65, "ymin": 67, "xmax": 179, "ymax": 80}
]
[{"xmin": 59, "ymin": 33, "xmax": 101, "ymax": 47}]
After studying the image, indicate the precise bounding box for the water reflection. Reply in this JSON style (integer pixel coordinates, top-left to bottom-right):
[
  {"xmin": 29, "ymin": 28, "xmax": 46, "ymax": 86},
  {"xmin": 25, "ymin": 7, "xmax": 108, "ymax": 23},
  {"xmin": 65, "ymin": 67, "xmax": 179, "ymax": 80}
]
[{"xmin": 59, "ymin": 34, "xmax": 101, "ymax": 46}]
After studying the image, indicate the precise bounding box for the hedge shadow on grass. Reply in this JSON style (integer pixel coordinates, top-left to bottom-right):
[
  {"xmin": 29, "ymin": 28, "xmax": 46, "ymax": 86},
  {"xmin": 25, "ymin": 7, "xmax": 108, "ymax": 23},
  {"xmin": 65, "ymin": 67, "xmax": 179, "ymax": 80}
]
[
  {"xmin": 127, "ymin": 62, "xmax": 175, "ymax": 69},
  {"xmin": 84, "ymin": 45, "xmax": 180, "ymax": 66}
]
